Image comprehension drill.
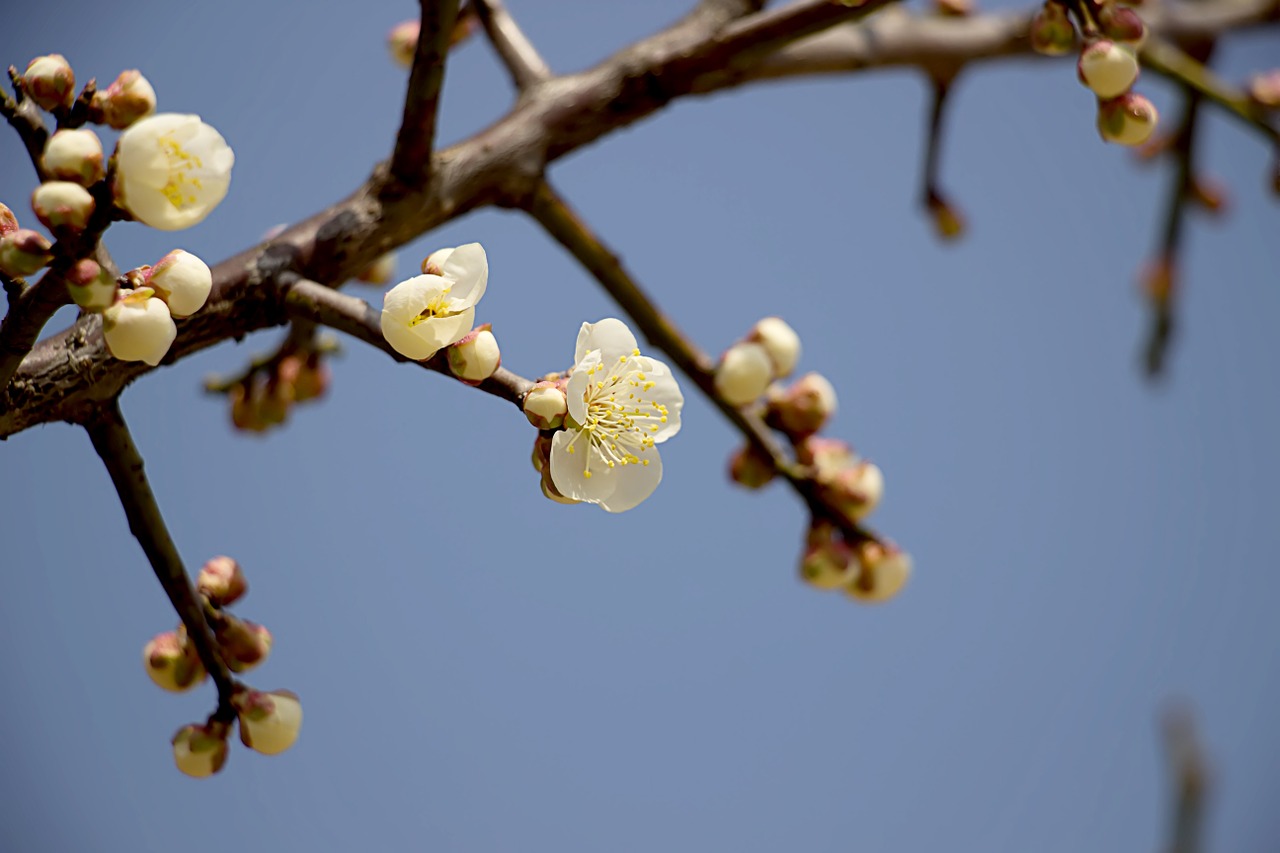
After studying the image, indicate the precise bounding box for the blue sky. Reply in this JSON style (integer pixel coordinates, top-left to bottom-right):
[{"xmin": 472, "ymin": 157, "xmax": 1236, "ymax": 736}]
[{"xmin": 2, "ymin": 2, "xmax": 1278, "ymax": 851}]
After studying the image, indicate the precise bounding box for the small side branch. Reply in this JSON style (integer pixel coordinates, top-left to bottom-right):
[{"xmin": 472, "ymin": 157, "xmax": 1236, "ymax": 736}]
[
  {"xmin": 389, "ymin": 0, "xmax": 462, "ymax": 187},
  {"xmin": 1, "ymin": 66, "xmax": 49, "ymax": 178},
  {"xmin": 1161, "ymin": 706, "xmax": 1210, "ymax": 853},
  {"xmin": 473, "ymin": 0, "xmax": 551, "ymax": 91},
  {"xmin": 85, "ymin": 400, "xmax": 238, "ymax": 717},
  {"xmin": 1141, "ymin": 37, "xmax": 1279, "ymax": 145}
]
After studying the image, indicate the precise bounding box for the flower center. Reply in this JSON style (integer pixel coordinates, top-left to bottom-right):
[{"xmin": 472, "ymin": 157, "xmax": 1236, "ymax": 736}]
[
  {"xmin": 157, "ymin": 131, "xmax": 205, "ymax": 210},
  {"xmin": 409, "ymin": 286, "xmax": 460, "ymax": 326},
  {"xmin": 566, "ymin": 351, "xmax": 669, "ymax": 479}
]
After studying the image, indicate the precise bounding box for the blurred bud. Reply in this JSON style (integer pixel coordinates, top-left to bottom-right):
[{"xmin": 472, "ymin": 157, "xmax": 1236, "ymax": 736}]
[
  {"xmin": 1134, "ymin": 132, "xmax": 1174, "ymax": 162},
  {"xmin": 197, "ymin": 555, "xmax": 247, "ymax": 606},
  {"xmin": 143, "ymin": 630, "xmax": 206, "ymax": 692},
  {"xmin": 765, "ymin": 372, "xmax": 837, "ymax": 437},
  {"xmin": 714, "ymin": 341, "xmax": 773, "ymax": 406},
  {"xmin": 213, "ymin": 616, "xmax": 272, "ymax": 673},
  {"xmin": 171, "ymin": 723, "xmax": 230, "ymax": 779},
  {"xmin": 1029, "ymin": 2, "xmax": 1076, "ymax": 57},
  {"xmin": 0, "ymin": 203, "xmax": 17, "ymax": 236},
  {"xmin": 846, "ymin": 541, "xmax": 912, "ymax": 603},
  {"xmin": 1097, "ymin": 92, "xmax": 1159, "ymax": 146},
  {"xmin": 1248, "ymin": 70, "xmax": 1280, "ymax": 108},
  {"xmin": 258, "ymin": 379, "xmax": 292, "ymax": 427},
  {"xmin": 93, "ymin": 69, "xmax": 156, "ymax": 130},
  {"xmin": 388, "ymin": 20, "xmax": 420, "ymax": 68},
  {"xmin": 229, "ymin": 384, "xmax": 265, "ymax": 432},
  {"xmin": 144, "ymin": 249, "xmax": 212, "ymax": 318},
  {"xmin": 0, "ymin": 229, "xmax": 54, "ymax": 277},
  {"xmin": 1139, "ymin": 256, "xmax": 1175, "ymax": 305},
  {"xmin": 41, "ymin": 129, "xmax": 105, "ymax": 186},
  {"xmin": 234, "ymin": 689, "xmax": 303, "ymax": 755},
  {"xmin": 745, "ymin": 316, "xmax": 801, "ymax": 378},
  {"xmin": 795, "ymin": 436, "xmax": 856, "ymax": 481},
  {"xmin": 540, "ymin": 476, "xmax": 581, "ymax": 505},
  {"xmin": 21, "ymin": 54, "xmax": 75, "ymax": 112},
  {"xmin": 799, "ymin": 522, "xmax": 858, "ymax": 590},
  {"xmin": 531, "ymin": 433, "xmax": 552, "ymax": 473},
  {"xmin": 1097, "ymin": 4, "xmax": 1146, "ymax": 46},
  {"xmin": 356, "ymin": 251, "xmax": 397, "ymax": 285},
  {"xmin": 821, "ymin": 459, "xmax": 885, "ymax": 522},
  {"xmin": 728, "ymin": 444, "xmax": 775, "ymax": 489},
  {"xmin": 66, "ymin": 258, "xmax": 117, "ymax": 312},
  {"xmin": 1078, "ymin": 40, "xmax": 1139, "ymax": 99},
  {"xmin": 1188, "ymin": 176, "xmax": 1229, "ymax": 216},
  {"xmin": 447, "ymin": 325, "xmax": 501, "ymax": 385},
  {"xmin": 934, "ymin": 0, "xmax": 971, "ymax": 14},
  {"xmin": 278, "ymin": 353, "xmax": 330, "ymax": 403},
  {"xmin": 524, "ymin": 380, "xmax": 568, "ymax": 430},
  {"xmin": 926, "ymin": 192, "xmax": 966, "ymax": 241},
  {"xmin": 31, "ymin": 181, "xmax": 94, "ymax": 231},
  {"xmin": 103, "ymin": 289, "xmax": 177, "ymax": 366}
]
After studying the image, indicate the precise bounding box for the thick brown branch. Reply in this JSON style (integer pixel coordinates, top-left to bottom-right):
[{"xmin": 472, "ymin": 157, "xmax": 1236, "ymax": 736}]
[
  {"xmin": 0, "ymin": 272, "xmax": 71, "ymax": 391},
  {"xmin": 84, "ymin": 400, "xmax": 238, "ymax": 717},
  {"xmin": 390, "ymin": 0, "xmax": 461, "ymax": 187},
  {"xmin": 280, "ymin": 277, "xmax": 532, "ymax": 405},
  {"xmin": 473, "ymin": 0, "xmax": 551, "ymax": 91}
]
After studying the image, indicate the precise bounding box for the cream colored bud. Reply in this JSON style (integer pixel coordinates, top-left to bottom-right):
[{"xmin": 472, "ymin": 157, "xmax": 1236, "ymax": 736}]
[
  {"xmin": 846, "ymin": 542, "xmax": 912, "ymax": 603},
  {"xmin": 143, "ymin": 630, "xmax": 206, "ymax": 692},
  {"xmin": 95, "ymin": 69, "xmax": 156, "ymax": 130},
  {"xmin": 66, "ymin": 259, "xmax": 117, "ymax": 312},
  {"xmin": 766, "ymin": 372, "xmax": 838, "ymax": 437},
  {"xmin": 197, "ymin": 555, "xmax": 247, "ymax": 606},
  {"xmin": 31, "ymin": 181, "xmax": 94, "ymax": 231},
  {"xmin": 388, "ymin": 20, "xmax": 420, "ymax": 68},
  {"xmin": 824, "ymin": 460, "xmax": 884, "ymax": 522},
  {"xmin": 356, "ymin": 251, "xmax": 397, "ymax": 285},
  {"xmin": 145, "ymin": 249, "xmax": 212, "ymax": 318},
  {"xmin": 0, "ymin": 203, "xmax": 17, "ymax": 236},
  {"xmin": 0, "ymin": 229, "xmax": 53, "ymax": 277},
  {"xmin": 102, "ymin": 289, "xmax": 177, "ymax": 366},
  {"xmin": 728, "ymin": 444, "xmax": 775, "ymax": 490},
  {"xmin": 714, "ymin": 341, "xmax": 772, "ymax": 406},
  {"xmin": 446, "ymin": 326, "xmax": 501, "ymax": 385},
  {"xmin": 42, "ymin": 129, "xmax": 105, "ymax": 186},
  {"xmin": 22, "ymin": 54, "xmax": 75, "ymax": 112},
  {"xmin": 799, "ymin": 538, "xmax": 858, "ymax": 590},
  {"xmin": 1097, "ymin": 93, "xmax": 1159, "ymax": 147},
  {"xmin": 234, "ymin": 689, "xmax": 303, "ymax": 756},
  {"xmin": 747, "ymin": 317, "xmax": 801, "ymax": 378},
  {"xmin": 214, "ymin": 617, "xmax": 272, "ymax": 673},
  {"xmin": 524, "ymin": 381, "xmax": 568, "ymax": 430},
  {"xmin": 1078, "ymin": 40, "xmax": 1139, "ymax": 99},
  {"xmin": 171, "ymin": 723, "xmax": 229, "ymax": 778}
]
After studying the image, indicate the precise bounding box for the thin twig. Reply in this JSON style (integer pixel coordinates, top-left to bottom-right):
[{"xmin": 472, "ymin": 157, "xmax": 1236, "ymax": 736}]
[
  {"xmin": 472, "ymin": 0, "xmax": 551, "ymax": 91},
  {"xmin": 84, "ymin": 400, "xmax": 239, "ymax": 718},
  {"xmin": 2, "ymin": 66, "xmax": 50, "ymax": 179},
  {"xmin": 1161, "ymin": 705, "xmax": 1210, "ymax": 853},
  {"xmin": 389, "ymin": 0, "xmax": 461, "ymax": 187},
  {"xmin": 1141, "ymin": 36, "xmax": 1279, "ymax": 145}
]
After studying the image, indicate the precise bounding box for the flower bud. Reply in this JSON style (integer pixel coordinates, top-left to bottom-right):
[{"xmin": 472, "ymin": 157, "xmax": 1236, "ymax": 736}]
[
  {"xmin": 197, "ymin": 555, "xmax": 247, "ymax": 606},
  {"xmin": 531, "ymin": 433, "xmax": 552, "ymax": 473},
  {"xmin": 846, "ymin": 541, "xmax": 912, "ymax": 603},
  {"xmin": 795, "ymin": 436, "xmax": 856, "ymax": 481},
  {"xmin": 102, "ymin": 289, "xmax": 177, "ymax": 366},
  {"xmin": 93, "ymin": 69, "xmax": 156, "ymax": 130},
  {"xmin": 714, "ymin": 341, "xmax": 773, "ymax": 406},
  {"xmin": 213, "ymin": 616, "xmax": 272, "ymax": 673},
  {"xmin": 66, "ymin": 259, "xmax": 117, "ymax": 312},
  {"xmin": 1248, "ymin": 70, "xmax": 1280, "ymax": 108},
  {"xmin": 1029, "ymin": 2, "xmax": 1076, "ymax": 56},
  {"xmin": 0, "ymin": 229, "xmax": 53, "ymax": 277},
  {"xmin": 524, "ymin": 380, "xmax": 568, "ymax": 430},
  {"xmin": 821, "ymin": 459, "xmax": 884, "ymax": 522},
  {"xmin": 728, "ymin": 443, "xmax": 775, "ymax": 489},
  {"xmin": 41, "ymin": 129, "xmax": 105, "ymax": 186},
  {"xmin": 0, "ymin": 203, "xmax": 17, "ymax": 236},
  {"xmin": 1189, "ymin": 177, "xmax": 1228, "ymax": 215},
  {"xmin": 927, "ymin": 193, "xmax": 966, "ymax": 241},
  {"xmin": 229, "ymin": 383, "xmax": 269, "ymax": 433},
  {"xmin": 31, "ymin": 181, "xmax": 94, "ymax": 231},
  {"xmin": 1078, "ymin": 40, "xmax": 1139, "ymax": 99},
  {"xmin": 447, "ymin": 325, "xmax": 501, "ymax": 385},
  {"xmin": 144, "ymin": 249, "xmax": 211, "ymax": 318},
  {"xmin": 234, "ymin": 689, "xmax": 302, "ymax": 755},
  {"xmin": 746, "ymin": 317, "xmax": 801, "ymax": 378},
  {"xmin": 765, "ymin": 372, "xmax": 837, "ymax": 437},
  {"xmin": 388, "ymin": 20, "xmax": 420, "ymax": 68},
  {"xmin": 934, "ymin": 0, "xmax": 971, "ymax": 16},
  {"xmin": 143, "ymin": 630, "xmax": 206, "ymax": 692},
  {"xmin": 171, "ymin": 723, "xmax": 230, "ymax": 778},
  {"xmin": 799, "ymin": 523, "xmax": 858, "ymax": 590},
  {"xmin": 1139, "ymin": 256, "xmax": 1175, "ymax": 305},
  {"xmin": 356, "ymin": 251, "xmax": 397, "ymax": 285},
  {"xmin": 1097, "ymin": 92, "xmax": 1159, "ymax": 146},
  {"xmin": 21, "ymin": 54, "xmax": 75, "ymax": 112},
  {"xmin": 278, "ymin": 353, "xmax": 330, "ymax": 403},
  {"xmin": 1097, "ymin": 4, "xmax": 1146, "ymax": 46}
]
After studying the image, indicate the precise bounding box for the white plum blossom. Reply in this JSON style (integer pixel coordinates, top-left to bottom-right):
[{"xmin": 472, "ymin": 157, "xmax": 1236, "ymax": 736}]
[
  {"xmin": 102, "ymin": 288, "xmax": 177, "ymax": 366},
  {"xmin": 381, "ymin": 243, "xmax": 488, "ymax": 360},
  {"xmin": 549, "ymin": 318, "xmax": 683, "ymax": 512},
  {"xmin": 145, "ymin": 249, "xmax": 212, "ymax": 318},
  {"xmin": 114, "ymin": 114, "xmax": 234, "ymax": 231}
]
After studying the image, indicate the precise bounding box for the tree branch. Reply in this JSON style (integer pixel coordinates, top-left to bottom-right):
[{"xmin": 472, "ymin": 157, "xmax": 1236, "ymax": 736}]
[
  {"xmin": 472, "ymin": 0, "xmax": 551, "ymax": 91},
  {"xmin": 389, "ymin": 0, "xmax": 461, "ymax": 187},
  {"xmin": 84, "ymin": 399, "xmax": 239, "ymax": 718},
  {"xmin": 2, "ymin": 65, "xmax": 49, "ymax": 179},
  {"xmin": 1161, "ymin": 705, "xmax": 1210, "ymax": 853}
]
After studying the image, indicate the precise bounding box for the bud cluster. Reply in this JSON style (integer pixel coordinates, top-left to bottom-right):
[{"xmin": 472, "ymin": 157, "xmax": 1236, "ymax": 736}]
[
  {"xmin": 226, "ymin": 349, "xmax": 332, "ymax": 434},
  {"xmin": 800, "ymin": 520, "xmax": 912, "ymax": 603},
  {"xmin": 714, "ymin": 316, "xmax": 801, "ymax": 407}
]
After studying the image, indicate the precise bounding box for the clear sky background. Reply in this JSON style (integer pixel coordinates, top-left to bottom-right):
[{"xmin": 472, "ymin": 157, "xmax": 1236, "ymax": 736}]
[{"xmin": 2, "ymin": 1, "xmax": 1278, "ymax": 851}]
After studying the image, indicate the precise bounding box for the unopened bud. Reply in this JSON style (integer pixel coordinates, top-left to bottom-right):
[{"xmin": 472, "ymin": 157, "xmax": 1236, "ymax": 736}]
[
  {"xmin": 795, "ymin": 436, "xmax": 856, "ymax": 481},
  {"xmin": 0, "ymin": 229, "xmax": 53, "ymax": 277},
  {"xmin": 765, "ymin": 372, "xmax": 838, "ymax": 437},
  {"xmin": 524, "ymin": 380, "xmax": 568, "ymax": 430},
  {"xmin": 143, "ymin": 630, "xmax": 206, "ymax": 692},
  {"xmin": 171, "ymin": 723, "xmax": 230, "ymax": 778},
  {"xmin": 1248, "ymin": 70, "xmax": 1280, "ymax": 108},
  {"xmin": 447, "ymin": 325, "xmax": 501, "ymax": 385},
  {"xmin": 66, "ymin": 259, "xmax": 117, "ymax": 312},
  {"xmin": 799, "ymin": 523, "xmax": 858, "ymax": 590},
  {"xmin": 1097, "ymin": 4, "xmax": 1146, "ymax": 46},
  {"xmin": 1097, "ymin": 92, "xmax": 1159, "ymax": 146},
  {"xmin": 531, "ymin": 433, "xmax": 552, "ymax": 473},
  {"xmin": 728, "ymin": 444, "xmax": 775, "ymax": 489},
  {"xmin": 144, "ymin": 249, "xmax": 212, "ymax": 318},
  {"xmin": 41, "ymin": 129, "xmax": 105, "ymax": 186},
  {"xmin": 1078, "ymin": 40, "xmax": 1139, "ymax": 99},
  {"xmin": 230, "ymin": 383, "xmax": 268, "ymax": 433},
  {"xmin": 714, "ymin": 341, "xmax": 773, "ymax": 406},
  {"xmin": 746, "ymin": 316, "xmax": 801, "ymax": 378},
  {"xmin": 1189, "ymin": 176, "xmax": 1229, "ymax": 215},
  {"xmin": 846, "ymin": 541, "xmax": 912, "ymax": 603},
  {"xmin": 1139, "ymin": 256, "xmax": 1175, "ymax": 305},
  {"xmin": 0, "ymin": 203, "xmax": 17, "ymax": 236},
  {"xmin": 356, "ymin": 251, "xmax": 397, "ymax": 285},
  {"xmin": 102, "ymin": 288, "xmax": 177, "ymax": 366},
  {"xmin": 821, "ymin": 459, "xmax": 885, "ymax": 522},
  {"xmin": 93, "ymin": 70, "xmax": 156, "ymax": 130},
  {"xmin": 234, "ymin": 689, "xmax": 303, "ymax": 756},
  {"xmin": 31, "ymin": 181, "xmax": 94, "ymax": 231},
  {"xmin": 213, "ymin": 616, "xmax": 272, "ymax": 673},
  {"xmin": 21, "ymin": 54, "xmax": 75, "ymax": 112},
  {"xmin": 927, "ymin": 193, "xmax": 966, "ymax": 241},
  {"xmin": 1029, "ymin": 2, "xmax": 1076, "ymax": 57},
  {"xmin": 278, "ymin": 354, "xmax": 330, "ymax": 403},
  {"xmin": 197, "ymin": 555, "xmax": 247, "ymax": 606},
  {"xmin": 388, "ymin": 20, "xmax": 420, "ymax": 68}
]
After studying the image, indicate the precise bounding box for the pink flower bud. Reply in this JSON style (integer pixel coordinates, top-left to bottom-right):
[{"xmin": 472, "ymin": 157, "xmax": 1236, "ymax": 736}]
[
  {"xmin": 1029, "ymin": 2, "xmax": 1076, "ymax": 57},
  {"xmin": 447, "ymin": 325, "xmax": 501, "ymax": 385},
  {"xmin": 1248, "ymin": 70, "xmax": 1280, "ymax": 108},
  {"xmin": 764, "ymin": 372, "xmax": 837, "ymax": 437},
  {"xmin": 1097, "ymin": 92, "xmax": 1159, "ymax": 146},
  {"xmin": 0, "ymin": 229, "xmax": 53, "ymax": 277},
  {"xmin": 94, "ymin": 70, "xmax": 156, "ymax": 130},
  {"xmin": 846, "ymin": 541, "xmax": 912, "ymax": 603},
  {"xmin": 795, "ymin": 436, "xmax": 856, "ymax": 481},
  {"xmin": 21, "ymin": 54, "xmax": 75, "ymax": 112},
  {"xmin": 388, "ymin": 20, "xmax": 420, "ymax": 68},
  {"xmin": 171, "ymin": 722, "xmax": 230, "ymax": 778},
  {"xmin": 0, "ymin": 203, "xmax": 17, "ymax": 236},
  {"xmin": 277, "ymin": 353, "xmax": 330, "ymax": 403},
  {"xmin": 31, "ymin": 181, "xmax": 94, "ymax": 231},
  {"xmin": 197, "ymin": 555, "xmax": 247, "ymax": 606},
  {"xmin": 524, "ymin": 380, "xmax": 568, "ymax": 430},
  {"xmin": 234, "ymin": 689, "xmax": 303, "ymax": 755},
  {"xmin": 41, "ymin": 129, "xmax": 105, "ymax": 186},
  {"xmin": 1078, "ymin": 40, "xmax": 1139, "ymax": 99},
  {"xmin": 819, "ymin": 459, "xmax": 885, "ymax": 522},
  {"xmin": 66, "ymin": 259, "xmax": 117, "ymax": 312},
  {"xmin": 728, "ymin": 443, "xmax": 776, "ymax": 489},
  {"xmin": 1097, "ymin": 4, "xmax": 1146, "ymax": 46},
  {"xmin": 143, "ymin": 630, "xmax": 206, "ymax": 692},
  {"xmin": 213, "ymin": 616, "xmax": 272, "ymax": 673}
]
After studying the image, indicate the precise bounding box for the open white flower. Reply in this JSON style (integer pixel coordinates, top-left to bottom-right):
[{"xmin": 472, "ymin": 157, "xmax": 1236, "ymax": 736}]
[
  {"xmin": 380, "ymin": 242, "xmax": 488, "ymax": 360},
  {"xmin": 114, "ymin": 113, "xmax": 234, "ymax": 231},
  {"xmin": 549, "ymin": 318, "xmax": 683, "ymax": 512}
]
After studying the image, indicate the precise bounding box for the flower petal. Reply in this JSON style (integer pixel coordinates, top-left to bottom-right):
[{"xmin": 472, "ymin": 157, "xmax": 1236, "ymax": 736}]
[
  {"xmin": 382, "ymin": 274, "xmax": 446, "ymax": 321},
  {"xmin": 574, "ymin": 317, "xmax": 637, "ymax": 367},
  {"xmin": 440, "ymin": 242, "xmax": 487, "ymax": 305},
  {"xmin": 598, "ymin": 452, "xmax": 663, "ymax": 513},
  {"xmin": 564, "ymin": 352, "xmax": 600, "ymax": 425},
  {"xmin": 550, "ymin": 429, "xmax": 618, "ymax": 505},
  {"xmin": 634, "ymin": 356, "xmax": 684, "ymax": 442}
]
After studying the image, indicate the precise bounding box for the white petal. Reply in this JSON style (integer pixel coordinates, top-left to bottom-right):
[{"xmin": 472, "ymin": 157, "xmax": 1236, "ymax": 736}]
[
  {"xmin": 574, "ymin": 317, "xmax": 637, "ymax": 366},
  {"xmin": 549, "ymin": 429, "xmax": 618, "ymax": 505},
  {"xmin": 564, "ymin": 352, "xmax": 599, "ymax": 425},
  {"xmin": 634, "ymin": 356, "xmax": 684, "ymax": 443},
  {"xmin": 115, "ymin": 113, "xmax": 233, "ymax": 231},
  {"xmin": 440, "ymin": 242, "xmax": 487, "ymax": 305},
  {"xmin": 383, "ymin": 274, "xmax": 447, "ymax": 320},
  {"xmin": 598, "ymin": 452, "xmax": 663, "ymax": 513},
  {"xmin": 103, "ymin": 298, "xmax": 177, "ymax": 366}
]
